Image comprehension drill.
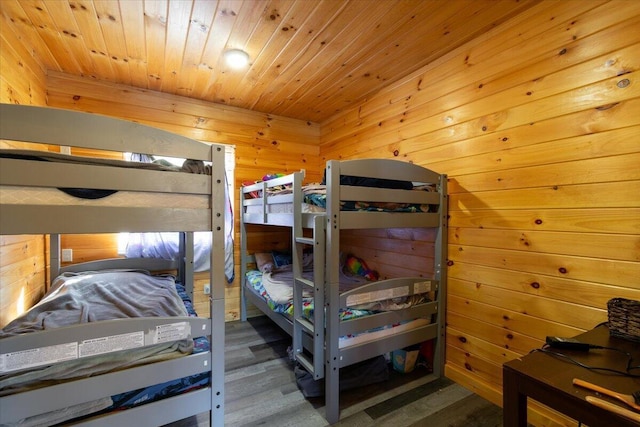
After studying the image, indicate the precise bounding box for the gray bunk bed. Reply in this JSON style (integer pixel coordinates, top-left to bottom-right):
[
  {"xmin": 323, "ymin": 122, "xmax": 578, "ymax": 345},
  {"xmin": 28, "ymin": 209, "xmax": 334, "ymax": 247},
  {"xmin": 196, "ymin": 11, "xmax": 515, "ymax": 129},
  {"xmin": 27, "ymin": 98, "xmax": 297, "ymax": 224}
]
[
  {"xmin": 0, "ymin": 104, "xmax": 226, "ymax": 427},
  {"xmin": 240, "ymin": 159, "xmax": 448, "ymax": 424}
]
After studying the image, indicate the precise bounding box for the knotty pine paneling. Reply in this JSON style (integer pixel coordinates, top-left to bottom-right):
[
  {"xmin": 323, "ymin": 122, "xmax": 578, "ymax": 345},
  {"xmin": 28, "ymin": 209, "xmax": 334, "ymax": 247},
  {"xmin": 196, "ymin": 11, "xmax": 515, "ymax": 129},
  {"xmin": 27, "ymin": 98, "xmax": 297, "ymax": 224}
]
[
  {"xmin": 0, "ymin": 4, "xmax": 47, "ymax": 106},
  {"xmin": 0, "ymin": 10, "xmax": 48, "ymax": 328},
  {"xmin": 1, "ymin": 4, "xmax": 637, "ymax": 426},
  {"xmin": 59, "ymin": 234, "xmax": 120, "ymax": 266},
  {"xmin": 340, "ymin": 228, "xmax": 437, "ymax": 279},
  {"xmin": 320, "ymin": 0, "xmax": 640, "ymax": 423},
  {"xmin": 45, "ymin": 73, "xmax": 321, "ymax": 321},
  {"xmin": 0, "ymin": 236, "xmax": 46, "ymax": 327}
]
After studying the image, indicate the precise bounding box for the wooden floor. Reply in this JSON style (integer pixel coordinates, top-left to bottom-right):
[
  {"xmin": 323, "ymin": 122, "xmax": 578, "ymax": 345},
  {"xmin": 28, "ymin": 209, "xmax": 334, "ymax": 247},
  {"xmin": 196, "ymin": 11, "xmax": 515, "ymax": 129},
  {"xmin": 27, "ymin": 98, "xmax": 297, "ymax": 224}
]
[{"xmin": 164, "ymin": 316, "xmax": 505, "ymax": 427}]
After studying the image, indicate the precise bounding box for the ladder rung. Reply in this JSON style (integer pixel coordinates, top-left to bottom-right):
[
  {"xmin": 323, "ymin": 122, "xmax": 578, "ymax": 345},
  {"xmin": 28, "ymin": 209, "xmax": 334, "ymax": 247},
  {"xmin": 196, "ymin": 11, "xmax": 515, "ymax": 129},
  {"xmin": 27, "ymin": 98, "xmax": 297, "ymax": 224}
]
[
  {"xmin": 295, "ymin": 317, "xmax": 315, "ymax": 334},
  {"xmin": 295, "ymin": 277, "xmax": 315, "ymax": 288},
  {"xmin": 295, "ymin": 236, "xmax": 314, "ymax": 245},
  {"xmin": 296, "ymin": 353, "xmax": 315, "ymax": 375}
]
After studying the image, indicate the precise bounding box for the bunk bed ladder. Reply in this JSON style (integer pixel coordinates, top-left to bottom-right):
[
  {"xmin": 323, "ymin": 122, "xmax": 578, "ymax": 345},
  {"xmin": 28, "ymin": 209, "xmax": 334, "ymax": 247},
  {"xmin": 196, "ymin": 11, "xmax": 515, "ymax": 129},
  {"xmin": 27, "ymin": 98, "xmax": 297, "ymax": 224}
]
[{"xmin": 292, "ymin": 215, "xmax": 325, "ymax": 380}]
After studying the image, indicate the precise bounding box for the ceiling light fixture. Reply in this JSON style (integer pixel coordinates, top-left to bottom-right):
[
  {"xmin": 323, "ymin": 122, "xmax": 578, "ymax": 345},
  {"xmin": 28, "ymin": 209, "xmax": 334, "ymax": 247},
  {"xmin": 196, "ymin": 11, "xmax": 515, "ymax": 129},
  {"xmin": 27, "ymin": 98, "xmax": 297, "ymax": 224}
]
[{"xmin": 224, "ymin": 49, "xmax": 250, "ymax": 69}]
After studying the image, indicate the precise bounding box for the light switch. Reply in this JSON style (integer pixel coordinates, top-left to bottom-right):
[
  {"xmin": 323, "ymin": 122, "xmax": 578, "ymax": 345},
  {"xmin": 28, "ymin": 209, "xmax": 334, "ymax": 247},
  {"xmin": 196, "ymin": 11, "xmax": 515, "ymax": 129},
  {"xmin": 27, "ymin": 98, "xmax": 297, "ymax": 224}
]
[{"xmin": 61, "ymin": 249, "xmax": 73, "ymax": 262}]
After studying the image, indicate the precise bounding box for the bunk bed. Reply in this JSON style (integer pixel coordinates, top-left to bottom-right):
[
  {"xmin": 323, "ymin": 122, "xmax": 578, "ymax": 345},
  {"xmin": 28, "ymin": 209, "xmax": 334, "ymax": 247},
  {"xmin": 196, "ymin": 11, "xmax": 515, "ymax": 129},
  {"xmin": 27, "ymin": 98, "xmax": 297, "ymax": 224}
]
[
  {"xmin": 0, "ymin": 104, "xmax": 226, "ymax": 427},
  {"xmin": 240, "ymin": 159, "xmax": 448, "ymax": 423}
]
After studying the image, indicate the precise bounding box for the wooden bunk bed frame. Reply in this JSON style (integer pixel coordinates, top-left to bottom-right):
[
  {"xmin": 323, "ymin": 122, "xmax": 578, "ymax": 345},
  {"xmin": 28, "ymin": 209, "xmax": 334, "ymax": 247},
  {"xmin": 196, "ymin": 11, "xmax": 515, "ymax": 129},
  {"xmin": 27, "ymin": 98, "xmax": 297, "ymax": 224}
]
[
  {"xmin": 0, "ymin": 104, "xmax": 226, "ymax": 427},
  {"xmin": 240, "ymin": 159, "xmax": 448, "ymax": 424}
]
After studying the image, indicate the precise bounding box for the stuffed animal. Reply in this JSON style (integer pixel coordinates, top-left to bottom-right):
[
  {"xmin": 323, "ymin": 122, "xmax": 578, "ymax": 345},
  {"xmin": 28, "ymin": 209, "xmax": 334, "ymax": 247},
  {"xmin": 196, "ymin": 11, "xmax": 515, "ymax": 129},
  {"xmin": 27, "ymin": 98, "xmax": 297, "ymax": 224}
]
[
  {"xmin": 262, "ymin": 173, "xmax": 285, "ymax": 181},
  {"xmin": 344, "ymin": 255, "xmax": 379, "ymax": 281}
]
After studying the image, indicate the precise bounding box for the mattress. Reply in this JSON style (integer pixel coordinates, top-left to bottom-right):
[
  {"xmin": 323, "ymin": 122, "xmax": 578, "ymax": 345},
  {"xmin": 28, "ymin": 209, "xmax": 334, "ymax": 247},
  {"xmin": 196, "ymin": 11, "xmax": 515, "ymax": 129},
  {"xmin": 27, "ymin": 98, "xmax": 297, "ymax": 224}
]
[
  {"xmin": 244, "ymin": 183, "xmax": 436, "ymax": 214},
  {"xmin": 244, "ymin": 202, "xmax": 325, "ymax": 214},
  {"xmin": 0, "ymin": 185, "xmax": 208, "ymax": 209},
  {"xmin": 0, "ymin": 149, "xmax": 211, "ymax": 209}
]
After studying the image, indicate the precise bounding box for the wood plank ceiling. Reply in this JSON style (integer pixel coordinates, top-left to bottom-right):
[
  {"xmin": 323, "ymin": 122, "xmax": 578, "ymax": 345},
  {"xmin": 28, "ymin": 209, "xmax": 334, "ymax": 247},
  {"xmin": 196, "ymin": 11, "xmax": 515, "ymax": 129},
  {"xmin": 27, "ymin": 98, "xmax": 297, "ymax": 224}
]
[{"xmin": 1, "ymin": 0, "xmax": 539, "ymax": 123}]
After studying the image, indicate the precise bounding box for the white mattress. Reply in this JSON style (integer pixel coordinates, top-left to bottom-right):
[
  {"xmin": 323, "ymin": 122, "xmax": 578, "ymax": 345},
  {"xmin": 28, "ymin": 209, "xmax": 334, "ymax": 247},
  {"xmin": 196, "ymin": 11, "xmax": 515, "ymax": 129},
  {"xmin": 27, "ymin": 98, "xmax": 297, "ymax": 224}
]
[
  {"xmin": 244, "ymin": 202, "xmax": 325, "ymax": 214},
  {"xmin": 0, "ymin": 186, "xmax": 209, "ymax": 209}
]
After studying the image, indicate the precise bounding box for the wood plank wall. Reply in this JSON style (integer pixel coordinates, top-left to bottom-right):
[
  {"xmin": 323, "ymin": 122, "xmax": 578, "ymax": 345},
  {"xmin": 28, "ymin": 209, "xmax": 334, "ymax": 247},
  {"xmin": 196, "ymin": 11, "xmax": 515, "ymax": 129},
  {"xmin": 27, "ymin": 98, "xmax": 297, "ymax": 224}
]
[
  {"xmin": 0, "ymin": 10, "xmax": 48, "ymax": 327},
  {"xmin": 45, "ymin": 72, "xmax": 322, "ymax": 321},
  {"xmin": 320, "ymin": 1, "xmax": 640, "ymax": 425},
  {"xmin": 1, "ymin": 2, "xmax": 638, "ymax": 426}
]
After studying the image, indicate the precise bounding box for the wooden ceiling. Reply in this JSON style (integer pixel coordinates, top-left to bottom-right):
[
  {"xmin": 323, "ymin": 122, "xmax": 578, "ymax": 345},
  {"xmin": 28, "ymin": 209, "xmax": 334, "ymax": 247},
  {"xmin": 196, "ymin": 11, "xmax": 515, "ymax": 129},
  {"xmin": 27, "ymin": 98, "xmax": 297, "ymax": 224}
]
[{"xmin": 1, "ymin": 0, "xmax": 539, "ymax": 123}]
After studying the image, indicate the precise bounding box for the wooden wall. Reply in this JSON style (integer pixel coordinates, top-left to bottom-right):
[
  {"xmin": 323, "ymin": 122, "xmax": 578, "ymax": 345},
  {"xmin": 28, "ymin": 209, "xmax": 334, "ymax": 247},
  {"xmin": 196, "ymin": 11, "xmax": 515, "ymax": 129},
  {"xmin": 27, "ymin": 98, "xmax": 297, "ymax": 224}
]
[
  {"xmin": 45, "ymin": 71, "xmax": 322, "ymax": 321},
  {"xmin": 320, "ymin": 1, "xmax": 640, "ymax": 425},
  {"xmin": 0, "ymin": 10, "xmax": 48, "ymax": 327},
  {"xmin": 1, "ymin": 1, "xmax": 639, "ymax": 425}
]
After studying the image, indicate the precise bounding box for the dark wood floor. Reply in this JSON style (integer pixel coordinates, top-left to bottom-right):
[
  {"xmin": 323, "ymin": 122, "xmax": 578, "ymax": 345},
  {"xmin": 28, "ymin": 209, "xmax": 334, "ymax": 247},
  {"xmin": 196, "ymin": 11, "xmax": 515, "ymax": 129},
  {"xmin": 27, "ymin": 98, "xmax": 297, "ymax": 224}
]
[{"xmin": 164, "ymin": 316, "xmax": 505, "ymax": 427}]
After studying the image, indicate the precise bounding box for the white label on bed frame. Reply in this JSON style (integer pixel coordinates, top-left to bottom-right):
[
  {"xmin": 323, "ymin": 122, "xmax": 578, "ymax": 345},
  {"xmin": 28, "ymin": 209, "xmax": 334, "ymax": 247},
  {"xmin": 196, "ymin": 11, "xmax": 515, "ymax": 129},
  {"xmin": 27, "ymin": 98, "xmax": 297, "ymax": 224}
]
[
  {"xmin": 346, "ymin": 286, "xmax": 410, "ymax": 306},
  {"xmin": 414, "ymin": 280, "xmax": 432, "ymax": 293},
  {"xmin": 153, "ymin": 322, "xmax": 191, "ymax": 344},
  {"xmin": 78, "ymin": 331, "xmax": 144, "ymax": 358},
  {"xmin": 0, "ymin": 342, "xmax": 77, "ymax": 373}
]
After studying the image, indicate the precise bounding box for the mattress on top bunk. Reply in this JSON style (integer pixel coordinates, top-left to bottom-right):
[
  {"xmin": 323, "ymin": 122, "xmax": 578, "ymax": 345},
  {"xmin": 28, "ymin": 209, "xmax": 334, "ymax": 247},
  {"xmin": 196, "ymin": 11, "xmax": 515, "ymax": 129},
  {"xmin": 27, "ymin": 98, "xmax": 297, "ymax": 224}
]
[
  {"xmin": 0, "ymin": 185, "xmax": 209, "ymax": 208},
  {"xmin": 244, "ymin": 183, "xmax": 436, "ymax": 214},
  {"xmin": 0, "ymin": 149, "xmax": 212, "ymax": 208},
  {"xmin": 0, "ymin": 270, "xmax": 210, "ymax": 426}
]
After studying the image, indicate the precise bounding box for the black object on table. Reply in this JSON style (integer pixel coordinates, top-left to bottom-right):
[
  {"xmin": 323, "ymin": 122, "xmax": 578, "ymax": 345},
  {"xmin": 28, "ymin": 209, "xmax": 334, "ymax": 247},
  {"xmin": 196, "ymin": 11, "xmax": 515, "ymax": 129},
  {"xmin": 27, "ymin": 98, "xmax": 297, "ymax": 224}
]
[{"xmin": 503, "ymin": 324, "xmax": 640, "ymax": 426}]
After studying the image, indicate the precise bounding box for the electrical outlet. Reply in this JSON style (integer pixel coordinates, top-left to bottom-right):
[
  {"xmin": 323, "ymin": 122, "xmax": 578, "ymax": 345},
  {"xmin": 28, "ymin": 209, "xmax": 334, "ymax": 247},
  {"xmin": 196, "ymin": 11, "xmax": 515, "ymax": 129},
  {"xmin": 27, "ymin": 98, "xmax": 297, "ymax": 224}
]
[
  {"xmin": 203, "ymin": 284, "xmax": 210, "ymax": 295},
  {"xmin": 61, "ymin": 249, "xmax": 73, "ymax": 262}
]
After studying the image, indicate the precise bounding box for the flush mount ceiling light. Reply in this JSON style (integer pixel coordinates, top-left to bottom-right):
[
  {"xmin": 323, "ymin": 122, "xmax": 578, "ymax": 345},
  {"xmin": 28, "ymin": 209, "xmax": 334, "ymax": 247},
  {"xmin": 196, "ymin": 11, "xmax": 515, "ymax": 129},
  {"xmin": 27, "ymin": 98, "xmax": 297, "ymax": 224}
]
[{"xmin": 224, "ymin": 49, "xmax": 250, "ymax": 69}]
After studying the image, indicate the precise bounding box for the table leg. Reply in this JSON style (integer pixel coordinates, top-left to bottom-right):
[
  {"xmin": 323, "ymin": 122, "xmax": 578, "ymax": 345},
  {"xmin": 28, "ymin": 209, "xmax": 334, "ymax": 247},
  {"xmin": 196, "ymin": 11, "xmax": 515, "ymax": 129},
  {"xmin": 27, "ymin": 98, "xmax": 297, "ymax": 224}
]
[{"xmin": 503, "ymin": 365, "xmax": 528, "ymax": 427}]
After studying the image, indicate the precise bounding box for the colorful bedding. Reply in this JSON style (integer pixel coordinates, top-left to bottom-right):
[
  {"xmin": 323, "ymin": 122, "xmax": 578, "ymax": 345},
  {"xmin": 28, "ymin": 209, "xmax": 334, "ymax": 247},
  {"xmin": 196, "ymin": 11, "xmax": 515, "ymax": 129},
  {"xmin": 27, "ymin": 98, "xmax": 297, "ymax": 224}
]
[
  {"xmin": 245, "ymin": 270, "xmax": 373, "ymax": 321},
  {"xmin": 245, "ymin": 270, "xmax": 432, "ymax": 348},
  {"xmin": 303, "ymin": 184, "xmax": 436, "ymax": 212},
  {"xmin": 244, "ymin": 181, "xmax": 436, "ymax": 213}
]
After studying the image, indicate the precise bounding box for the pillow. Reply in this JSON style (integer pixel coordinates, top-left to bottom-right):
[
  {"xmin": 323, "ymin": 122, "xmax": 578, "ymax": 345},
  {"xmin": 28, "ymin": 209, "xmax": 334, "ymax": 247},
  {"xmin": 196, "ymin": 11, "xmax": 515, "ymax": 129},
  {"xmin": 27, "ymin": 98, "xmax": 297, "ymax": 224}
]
[{"xmin": 255, "ymin": 253, "xmax": 274, "ymax": 273}]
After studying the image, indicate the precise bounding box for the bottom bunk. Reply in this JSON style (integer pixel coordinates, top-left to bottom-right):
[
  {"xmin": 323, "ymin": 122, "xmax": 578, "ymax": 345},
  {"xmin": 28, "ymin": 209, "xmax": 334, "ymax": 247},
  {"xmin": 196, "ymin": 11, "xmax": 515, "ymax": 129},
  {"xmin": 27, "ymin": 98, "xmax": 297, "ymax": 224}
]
[
  {"xmin": 244, "ymin": 267, "xmax": 437, "ymax": 353},
  {"xmin": 0, "ymin": 268, "xmax": 219, "ymax": 427},
  {"xmin": 241, "ymin": 251, "xmax": 442, "ymax": 418}
]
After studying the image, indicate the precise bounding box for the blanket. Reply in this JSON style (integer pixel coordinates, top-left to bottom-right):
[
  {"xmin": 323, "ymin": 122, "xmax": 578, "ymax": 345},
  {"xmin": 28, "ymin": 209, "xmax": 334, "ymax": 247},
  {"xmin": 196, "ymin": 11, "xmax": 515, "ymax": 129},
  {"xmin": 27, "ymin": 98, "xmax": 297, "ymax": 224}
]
[
  {"xmin": 260, "ymin": 255, "xmax": 369, "ymax": 306},
  {"xmin": 0, "ymin": 270, "xmax": 193, "ymax": 395}
]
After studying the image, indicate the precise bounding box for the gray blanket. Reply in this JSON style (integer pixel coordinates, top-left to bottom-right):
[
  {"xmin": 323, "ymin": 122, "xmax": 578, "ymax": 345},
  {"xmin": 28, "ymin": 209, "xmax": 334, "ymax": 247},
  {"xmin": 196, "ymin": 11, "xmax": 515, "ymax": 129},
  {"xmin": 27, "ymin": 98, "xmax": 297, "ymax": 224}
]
[
  {"xmin": 0, "ymin": 270, "xmax": 193, "ymax": 395},
  {"xmin": 1, "ymin": 270, "xmax": 187, "ymax": 336}
]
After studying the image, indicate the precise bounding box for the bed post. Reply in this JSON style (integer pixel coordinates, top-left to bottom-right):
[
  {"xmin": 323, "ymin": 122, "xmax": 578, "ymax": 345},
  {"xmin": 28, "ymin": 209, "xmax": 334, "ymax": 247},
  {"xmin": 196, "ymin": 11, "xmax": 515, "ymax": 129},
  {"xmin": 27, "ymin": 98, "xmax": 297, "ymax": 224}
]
[
  {"xmin": 324, "ymin": 160, "xmax": 341, "ymax": 424},
  {"xmin": 240, "ymin": 185, "xmax": 248, "ymax": 322},
  {"xmin": 209, "ymin": 144, "xmax": 226, "ymax": 426},
  {"xmin": 433, "ymin": 174, "xmax": 448, "ymax": 378}
]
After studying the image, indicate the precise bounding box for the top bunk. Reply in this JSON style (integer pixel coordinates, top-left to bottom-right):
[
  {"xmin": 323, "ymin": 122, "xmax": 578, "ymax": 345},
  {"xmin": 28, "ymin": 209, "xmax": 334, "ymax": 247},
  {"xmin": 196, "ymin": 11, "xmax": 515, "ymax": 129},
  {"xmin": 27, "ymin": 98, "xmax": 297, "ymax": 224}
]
[
  {"xmin": 0, "ymin": 104, "xmax": 226, "ymax": 235},
  {"xmin": 240, "ymin": 158, "xmax": 446, "ymax": 230}
]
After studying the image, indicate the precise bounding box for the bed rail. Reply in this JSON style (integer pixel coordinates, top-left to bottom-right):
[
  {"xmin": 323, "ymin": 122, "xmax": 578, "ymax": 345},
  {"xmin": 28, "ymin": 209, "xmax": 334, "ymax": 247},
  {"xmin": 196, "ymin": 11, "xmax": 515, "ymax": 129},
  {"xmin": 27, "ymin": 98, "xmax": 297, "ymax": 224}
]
[{"xmin": 0, "ymin": 104, "xmax": 212, "ymax": 161}]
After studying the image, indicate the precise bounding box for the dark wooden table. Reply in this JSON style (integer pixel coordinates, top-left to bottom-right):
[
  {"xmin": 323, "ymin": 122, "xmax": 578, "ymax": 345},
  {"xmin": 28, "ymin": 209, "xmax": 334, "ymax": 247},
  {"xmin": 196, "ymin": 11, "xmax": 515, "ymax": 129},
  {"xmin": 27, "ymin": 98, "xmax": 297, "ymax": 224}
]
[{"xmin": 503, "ymin": 325, "xmax": 640, "ymax": 427}]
